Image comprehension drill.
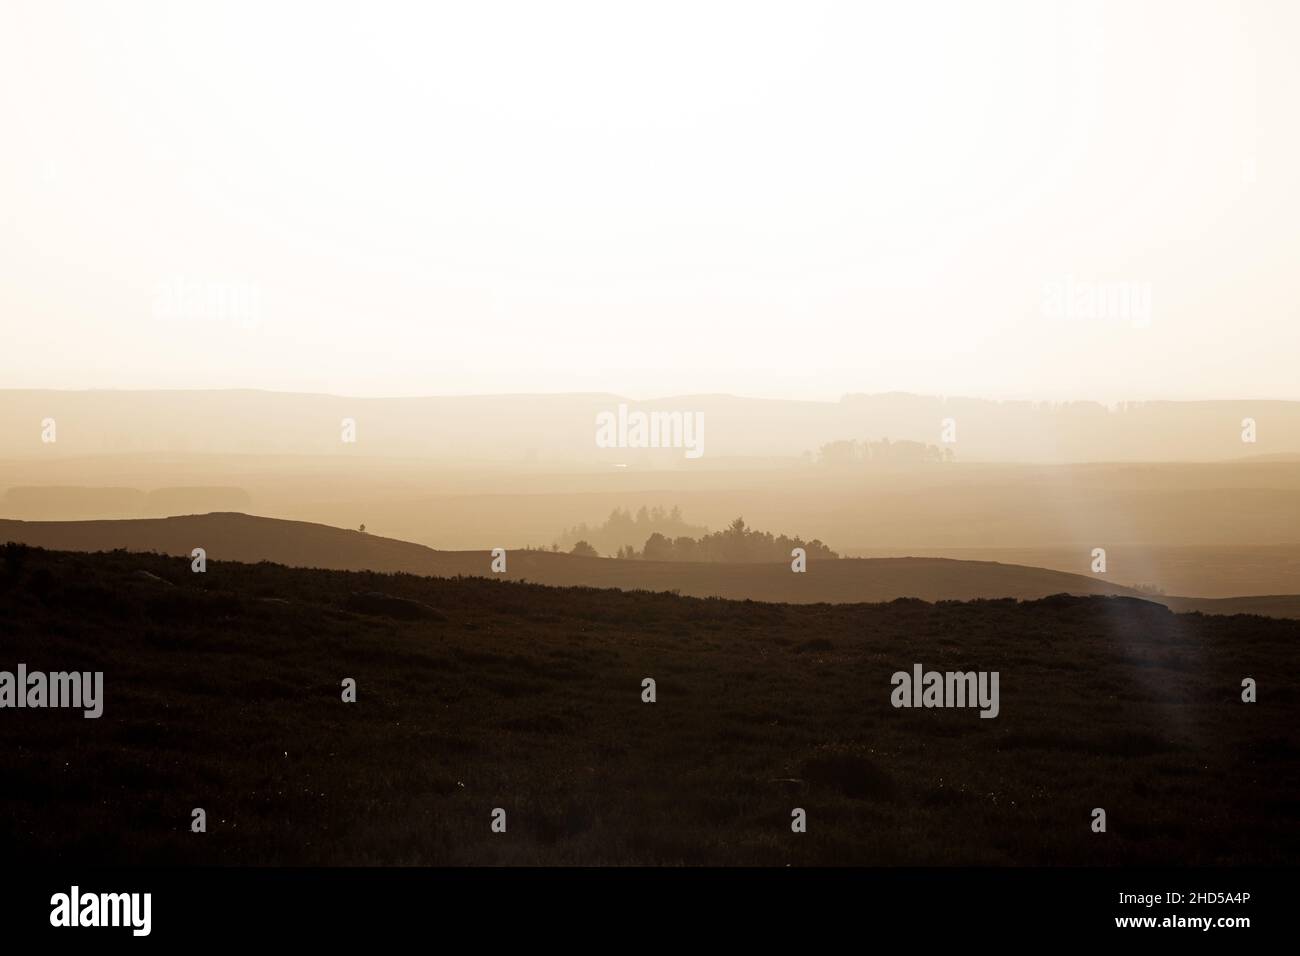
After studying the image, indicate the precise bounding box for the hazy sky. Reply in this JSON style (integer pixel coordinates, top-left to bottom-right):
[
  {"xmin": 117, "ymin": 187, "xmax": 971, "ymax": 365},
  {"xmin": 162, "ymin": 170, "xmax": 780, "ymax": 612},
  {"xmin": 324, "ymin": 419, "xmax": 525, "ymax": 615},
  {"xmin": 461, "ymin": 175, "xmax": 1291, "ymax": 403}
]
[{"xmin": 2, "ymin": 0, "xmax": 1296, "ymax": 401}]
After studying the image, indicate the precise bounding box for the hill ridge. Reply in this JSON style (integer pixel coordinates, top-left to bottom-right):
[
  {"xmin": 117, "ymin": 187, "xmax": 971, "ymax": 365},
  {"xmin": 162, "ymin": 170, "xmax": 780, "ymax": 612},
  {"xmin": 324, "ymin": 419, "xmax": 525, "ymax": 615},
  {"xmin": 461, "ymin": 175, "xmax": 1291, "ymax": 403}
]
[{"xmin": 4, "ymin": 512, "xmax": 1298, "ymax": 618}]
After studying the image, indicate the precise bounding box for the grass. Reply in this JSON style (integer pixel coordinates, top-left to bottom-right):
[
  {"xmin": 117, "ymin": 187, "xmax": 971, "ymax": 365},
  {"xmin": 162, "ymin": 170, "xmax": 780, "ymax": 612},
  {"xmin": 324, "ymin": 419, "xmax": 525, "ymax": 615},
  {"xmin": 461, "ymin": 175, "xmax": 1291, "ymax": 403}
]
[{"xmin": 0, "ymin": 545, "xmax": 1295, "ymax": 866}]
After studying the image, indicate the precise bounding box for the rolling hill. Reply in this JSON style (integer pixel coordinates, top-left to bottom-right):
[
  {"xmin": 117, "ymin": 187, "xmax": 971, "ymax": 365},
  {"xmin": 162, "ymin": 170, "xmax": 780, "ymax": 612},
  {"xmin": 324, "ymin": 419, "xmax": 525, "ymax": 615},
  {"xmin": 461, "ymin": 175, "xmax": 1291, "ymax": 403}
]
[{"xmin": 3, "ymin": 512, "xmax": 1299, "ymax": 617}]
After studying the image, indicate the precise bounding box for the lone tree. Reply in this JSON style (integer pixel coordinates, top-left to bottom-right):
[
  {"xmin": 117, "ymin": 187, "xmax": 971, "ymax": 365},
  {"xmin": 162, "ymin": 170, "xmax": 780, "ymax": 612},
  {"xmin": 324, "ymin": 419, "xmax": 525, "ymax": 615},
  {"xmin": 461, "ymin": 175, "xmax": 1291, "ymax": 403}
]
[{"xmin": 569, "ymin": 540, "xmax": 598, "ymax": 557}]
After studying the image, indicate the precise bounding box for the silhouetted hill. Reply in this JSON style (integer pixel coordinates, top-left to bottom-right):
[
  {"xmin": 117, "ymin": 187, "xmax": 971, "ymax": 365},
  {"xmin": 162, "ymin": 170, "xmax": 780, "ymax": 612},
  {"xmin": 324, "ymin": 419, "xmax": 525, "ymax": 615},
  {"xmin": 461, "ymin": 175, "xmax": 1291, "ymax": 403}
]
[
  {"xmin": 3, "ymin": 512, "xmax": 1299, "ymax": 618},
  {"xmin": 1, "ymin": 546, "xmax": 1294, "ymax": 865},
  {"xmin": 0, "ymin": 512, "xmax": 1163, "ymax": 601}
]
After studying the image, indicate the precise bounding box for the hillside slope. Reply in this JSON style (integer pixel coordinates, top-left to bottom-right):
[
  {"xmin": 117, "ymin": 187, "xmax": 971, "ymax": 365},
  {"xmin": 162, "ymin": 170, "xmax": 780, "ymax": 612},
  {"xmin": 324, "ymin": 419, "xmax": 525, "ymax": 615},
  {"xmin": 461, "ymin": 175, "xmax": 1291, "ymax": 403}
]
[
  {"xmin": 2, "ymin": 512, "xmax": 1150, "ymax": 600},
  {"xmin": 0, "ymin": 547, "xmax": 1295, "ymax": 865},
  {"xmin": 3, "ymin": 512, "xmax": 1298, "ymax": 617}
]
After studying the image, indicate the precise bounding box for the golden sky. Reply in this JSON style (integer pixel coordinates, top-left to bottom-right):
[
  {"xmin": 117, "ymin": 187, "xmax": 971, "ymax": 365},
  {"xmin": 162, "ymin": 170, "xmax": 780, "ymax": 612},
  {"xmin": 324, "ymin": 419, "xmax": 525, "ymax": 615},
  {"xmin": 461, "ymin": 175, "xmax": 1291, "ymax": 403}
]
[{"xmin": 1, "ymin": 0, "xmax": 1296, "ymax": 400}]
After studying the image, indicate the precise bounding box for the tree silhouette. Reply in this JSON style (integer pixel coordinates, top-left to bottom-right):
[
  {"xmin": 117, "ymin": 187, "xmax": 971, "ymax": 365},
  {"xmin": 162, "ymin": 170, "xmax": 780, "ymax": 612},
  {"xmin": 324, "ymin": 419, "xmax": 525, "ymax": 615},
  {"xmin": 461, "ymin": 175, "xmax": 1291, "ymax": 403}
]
[{"xmin": 638, "ymin": 517, "xmax": 838, "ymax": 563}]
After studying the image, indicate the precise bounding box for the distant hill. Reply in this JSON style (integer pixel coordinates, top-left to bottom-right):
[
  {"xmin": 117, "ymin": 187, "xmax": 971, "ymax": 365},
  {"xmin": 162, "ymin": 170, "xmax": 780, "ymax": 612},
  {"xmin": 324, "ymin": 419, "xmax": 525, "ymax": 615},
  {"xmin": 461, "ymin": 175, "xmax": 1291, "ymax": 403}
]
[
  {"xmin": 4, "ymin": 388, "xmax": 1300, "ymax": 462},
  {"xmin": 4, "ymin": 512, "xmax": 1299, "ymax": 618},
  {"xmin": 1, "ymin": 484, "xmax": 254, "ymax": 519}
]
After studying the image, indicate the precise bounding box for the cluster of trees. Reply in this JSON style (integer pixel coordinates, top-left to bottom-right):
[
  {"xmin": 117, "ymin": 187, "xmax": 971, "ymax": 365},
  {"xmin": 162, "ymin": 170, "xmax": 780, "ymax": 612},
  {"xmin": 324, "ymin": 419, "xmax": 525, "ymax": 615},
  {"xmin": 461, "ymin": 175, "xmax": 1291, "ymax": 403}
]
[
  {"xmin": 558, "ymin": 506, "xmax": 706, "ymax": 556},
  {"xmin": 613, "ymin": 517, "xmax": 837, "ymax": 563},
  {"xmin": 814, "ymin": 438, "xmax": 953, "ymax": 467}
]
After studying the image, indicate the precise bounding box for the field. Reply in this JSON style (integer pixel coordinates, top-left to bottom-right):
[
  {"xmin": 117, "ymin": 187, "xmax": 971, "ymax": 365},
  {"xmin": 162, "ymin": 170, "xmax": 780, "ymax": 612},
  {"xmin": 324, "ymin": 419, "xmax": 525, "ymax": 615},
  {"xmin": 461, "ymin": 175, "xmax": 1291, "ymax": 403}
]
[
  {"xmin": 7, "ymin": 514, "xmax": 1300, "ymax": 621},
  {"xmin": 1, "ymin": 545, "xmax": 1296, "ymax": 866}
]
